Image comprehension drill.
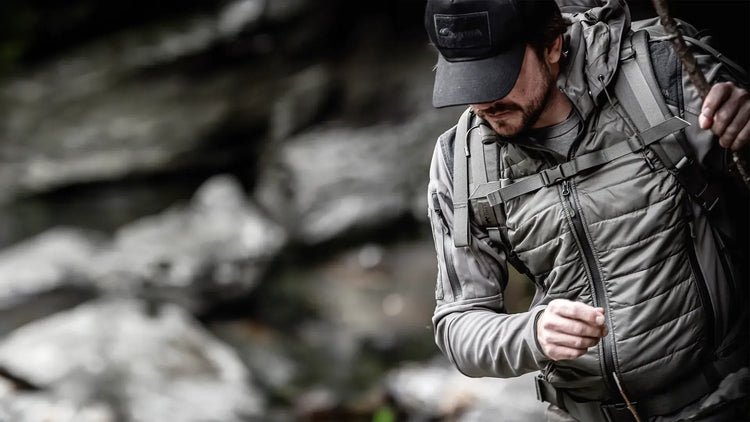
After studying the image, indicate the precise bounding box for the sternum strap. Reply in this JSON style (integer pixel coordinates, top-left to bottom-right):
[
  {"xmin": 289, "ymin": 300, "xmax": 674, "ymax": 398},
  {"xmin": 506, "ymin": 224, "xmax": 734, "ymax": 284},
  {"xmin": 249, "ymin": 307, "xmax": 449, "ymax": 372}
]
[{"xmin": 471, "ymin": 116, "xmax": 689, "ymax": 206}]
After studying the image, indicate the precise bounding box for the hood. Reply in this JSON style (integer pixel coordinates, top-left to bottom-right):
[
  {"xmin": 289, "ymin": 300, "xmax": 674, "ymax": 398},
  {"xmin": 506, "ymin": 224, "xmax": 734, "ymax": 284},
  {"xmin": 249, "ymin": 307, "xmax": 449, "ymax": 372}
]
[{"xmin": 558, "ymin": 0, "xmax": 631, "ymax": 121}]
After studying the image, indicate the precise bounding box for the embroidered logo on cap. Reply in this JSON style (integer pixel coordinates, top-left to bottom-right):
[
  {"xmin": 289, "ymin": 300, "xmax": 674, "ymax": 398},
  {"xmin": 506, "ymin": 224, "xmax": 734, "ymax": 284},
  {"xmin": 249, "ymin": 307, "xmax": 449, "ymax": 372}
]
[{"xmin": 434, "ymin": 12, "xmax": 491, "ymax": 49}]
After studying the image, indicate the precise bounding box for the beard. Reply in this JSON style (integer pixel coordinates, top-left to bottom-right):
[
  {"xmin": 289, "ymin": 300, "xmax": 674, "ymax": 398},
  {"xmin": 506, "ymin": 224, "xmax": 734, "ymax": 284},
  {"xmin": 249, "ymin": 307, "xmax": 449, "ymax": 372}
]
[{"xmin": 476, "ymin": 59, "xmax": 555, "ymax": 138}]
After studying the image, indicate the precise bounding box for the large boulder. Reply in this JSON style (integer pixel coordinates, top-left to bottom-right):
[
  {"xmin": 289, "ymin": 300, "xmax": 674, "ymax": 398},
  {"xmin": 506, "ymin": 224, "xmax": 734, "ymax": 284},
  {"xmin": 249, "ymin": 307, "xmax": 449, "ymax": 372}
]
[
  {"xmin": 256, "ymin": 108, "xmax": 458, "ymax": 244},
  {"xmin": 0, "ymin": 299, "xmax": 264, "ymax": 422},
  {"xmin": 0, "ymin": 0, "xmax": 321, "ymax": 199},
  {"xmin": 0, "ymin": 228, "xmax": 100, "ymax": 334},
  {"xmin": 0, "ymin": 175, "xmax": 285, "ymax": 315},
  {"xmin": 0, "ymin": 376, "xmax": 115, "ymax": 422},
  {"xmin": 92, "ymin": 174, "xmax": 287, "ymax": 312},
  {"xmin": 0, "ymin": 227, "xmax": 101, "ymax": 295}
]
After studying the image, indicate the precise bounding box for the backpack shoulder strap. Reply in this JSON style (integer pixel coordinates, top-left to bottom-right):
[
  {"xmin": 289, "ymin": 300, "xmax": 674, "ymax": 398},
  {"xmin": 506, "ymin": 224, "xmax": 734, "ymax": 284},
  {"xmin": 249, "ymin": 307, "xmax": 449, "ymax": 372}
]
[
  {"xmin": 614, "ymin": 29, "xmax": 722, "ymax": 212},
  {"xmin": 452, "ymin": 107, "xmax": 508, "ymax": 248},
  {"xmin": 614, "ymin": 30, "xmax": 684, "ymax": 166},
  {"xmin": 452, "ymin": 107, "xmax": 473, "ymax": 248}
]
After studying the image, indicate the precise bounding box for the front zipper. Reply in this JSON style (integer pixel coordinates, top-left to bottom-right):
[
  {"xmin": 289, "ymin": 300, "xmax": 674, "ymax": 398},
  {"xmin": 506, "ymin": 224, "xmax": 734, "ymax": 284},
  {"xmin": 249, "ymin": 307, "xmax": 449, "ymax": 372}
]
[
  {"xmin": 560, "ymin": 179, "xmax": 619, "ymax": 395},
  {"xmin": 554, "ymin": 106, "xmax": 619, "ymax": 396}
]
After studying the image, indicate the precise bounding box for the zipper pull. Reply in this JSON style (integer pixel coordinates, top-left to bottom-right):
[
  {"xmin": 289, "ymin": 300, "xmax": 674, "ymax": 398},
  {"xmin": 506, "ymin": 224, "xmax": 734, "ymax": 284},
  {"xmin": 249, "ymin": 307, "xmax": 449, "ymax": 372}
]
[
  {"xmin": 561, "ymin": 181, "xmax": 576, "ymax": 218},
  {"xmin": 562, "ymin": 180, "xmax": 570, "ymax": 196}
]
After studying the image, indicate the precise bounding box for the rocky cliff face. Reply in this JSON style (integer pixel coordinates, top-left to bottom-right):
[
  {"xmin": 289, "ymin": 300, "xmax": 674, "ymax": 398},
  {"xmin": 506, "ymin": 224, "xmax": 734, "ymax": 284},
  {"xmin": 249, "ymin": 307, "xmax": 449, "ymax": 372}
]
[{"xmin": 0, "ymin": 0, "xmax": 745, "ymax": 420}]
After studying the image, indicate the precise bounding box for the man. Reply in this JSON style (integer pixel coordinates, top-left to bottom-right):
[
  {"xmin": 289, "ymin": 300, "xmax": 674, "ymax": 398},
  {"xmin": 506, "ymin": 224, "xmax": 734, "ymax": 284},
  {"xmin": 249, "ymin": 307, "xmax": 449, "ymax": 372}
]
[{"xmin": 424, "ymin": 0, "xmax": 749, "ymax": 421}]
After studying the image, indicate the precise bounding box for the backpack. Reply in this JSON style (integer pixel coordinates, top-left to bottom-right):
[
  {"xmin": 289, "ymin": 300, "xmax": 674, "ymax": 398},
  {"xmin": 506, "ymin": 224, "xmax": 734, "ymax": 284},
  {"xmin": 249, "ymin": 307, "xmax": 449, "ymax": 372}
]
[{"xmin": 447, "ymin": 14, "xmax": 748, "ymax": 283}]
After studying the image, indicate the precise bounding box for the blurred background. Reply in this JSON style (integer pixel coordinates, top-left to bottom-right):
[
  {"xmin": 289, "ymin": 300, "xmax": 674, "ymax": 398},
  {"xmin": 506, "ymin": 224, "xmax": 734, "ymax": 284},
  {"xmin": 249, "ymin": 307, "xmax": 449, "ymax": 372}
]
[{"xmin": 0, "ymin": 1, "xmax": 746, "ymax": 421}]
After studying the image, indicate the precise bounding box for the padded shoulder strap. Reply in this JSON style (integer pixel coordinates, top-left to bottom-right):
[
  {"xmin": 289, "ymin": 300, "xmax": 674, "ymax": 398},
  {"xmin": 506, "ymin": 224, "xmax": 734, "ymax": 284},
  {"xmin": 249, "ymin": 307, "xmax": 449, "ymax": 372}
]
[
  {"xmin": 452, "ymin": 108, "xmax": 473, "ymax": 247},
  {"xmin": 615, "ymin": 29, "xmax": 721, "ymax": 212},
  {"xmin": 614, "ymin": 30, "xmax": 685, "ymax": 166}
]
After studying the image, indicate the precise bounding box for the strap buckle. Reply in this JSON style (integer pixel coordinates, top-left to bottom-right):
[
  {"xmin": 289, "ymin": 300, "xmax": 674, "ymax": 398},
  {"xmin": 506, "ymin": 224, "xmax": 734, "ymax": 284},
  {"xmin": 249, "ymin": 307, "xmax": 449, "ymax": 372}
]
[{"xmin": 539, "ymin": 165, "xmax": 567, "ymax": 187}]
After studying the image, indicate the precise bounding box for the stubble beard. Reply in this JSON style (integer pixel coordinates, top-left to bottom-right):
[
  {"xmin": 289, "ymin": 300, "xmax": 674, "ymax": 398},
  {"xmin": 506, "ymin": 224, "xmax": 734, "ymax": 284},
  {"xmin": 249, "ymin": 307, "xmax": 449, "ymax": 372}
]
[{"xmin": 479, "ymin": 62, "xmax": 555, "ymax": 138}]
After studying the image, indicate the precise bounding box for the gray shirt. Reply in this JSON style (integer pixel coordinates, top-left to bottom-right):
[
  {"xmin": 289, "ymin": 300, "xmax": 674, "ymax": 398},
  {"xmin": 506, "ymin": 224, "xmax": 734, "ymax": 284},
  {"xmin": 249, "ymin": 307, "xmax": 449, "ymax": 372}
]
[{"xmin": 526, "ymin": 111, "xmax": 582, "ymax": 159}]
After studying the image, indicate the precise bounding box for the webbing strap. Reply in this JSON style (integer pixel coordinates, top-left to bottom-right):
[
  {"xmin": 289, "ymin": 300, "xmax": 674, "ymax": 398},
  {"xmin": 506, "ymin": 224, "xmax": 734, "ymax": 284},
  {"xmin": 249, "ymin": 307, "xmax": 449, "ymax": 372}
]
[
  {"xmin": 472, "ymin": 137, "xmax": 502, "ymax": 228},
  {"xmin": 617, "ymin": 30, "xmax": 722, "ymax": 212},
  {"xmin": 453, "ymin": 108, "xmax": 473, "ymax": 248},
  {"xmin": 470, "ymin": 127, "xmax": 489, "ymax": 187},
  {"xmin": 471, "ymin": 117, "xmax": 689, "ymax": 206},
  {"xmin": 616, "ymin": 30, "xmax": 686, "ymax": 169},
  {"xmin": 617, "ymin": 32, "xmax": 666, "ymax": 126}
]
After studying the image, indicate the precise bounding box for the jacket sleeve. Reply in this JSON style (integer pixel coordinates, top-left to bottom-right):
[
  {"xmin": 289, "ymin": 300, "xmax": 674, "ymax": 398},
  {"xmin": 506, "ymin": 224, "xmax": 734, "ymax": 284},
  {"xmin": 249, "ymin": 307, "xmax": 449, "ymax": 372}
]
[{"xmin": 427, "ymin": 130, "xmax": 550, "ymax": 378}]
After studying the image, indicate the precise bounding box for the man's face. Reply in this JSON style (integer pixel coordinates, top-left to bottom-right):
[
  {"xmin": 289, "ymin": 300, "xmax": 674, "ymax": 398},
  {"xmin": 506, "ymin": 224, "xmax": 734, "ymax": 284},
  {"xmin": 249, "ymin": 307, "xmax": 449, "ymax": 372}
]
[{"xmin": 471, "ymin": 45, "xmax": 555, "ymax": 137}]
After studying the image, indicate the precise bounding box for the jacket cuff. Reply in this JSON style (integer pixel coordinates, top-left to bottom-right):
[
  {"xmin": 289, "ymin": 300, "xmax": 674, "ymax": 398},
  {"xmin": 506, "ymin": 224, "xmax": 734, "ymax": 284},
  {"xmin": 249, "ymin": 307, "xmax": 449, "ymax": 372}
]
[{"xmin": 529, "ymin": 305, "xmax": 550, "ymax": 366}]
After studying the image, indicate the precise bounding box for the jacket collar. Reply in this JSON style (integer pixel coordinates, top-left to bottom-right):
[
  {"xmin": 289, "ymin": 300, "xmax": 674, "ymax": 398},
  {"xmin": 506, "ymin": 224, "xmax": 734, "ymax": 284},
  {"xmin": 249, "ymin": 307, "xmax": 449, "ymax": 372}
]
[{"xmin": 558, "ymin": 0, "xmax": 631, "ymax": 122}]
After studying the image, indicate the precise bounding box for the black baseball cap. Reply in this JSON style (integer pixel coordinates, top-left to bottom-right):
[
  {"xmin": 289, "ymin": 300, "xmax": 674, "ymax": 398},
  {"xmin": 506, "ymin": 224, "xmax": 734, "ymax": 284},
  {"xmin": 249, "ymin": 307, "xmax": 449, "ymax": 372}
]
[{"xmin": 425, "ymin": 0, "xmax": 559, "ymax": 108}]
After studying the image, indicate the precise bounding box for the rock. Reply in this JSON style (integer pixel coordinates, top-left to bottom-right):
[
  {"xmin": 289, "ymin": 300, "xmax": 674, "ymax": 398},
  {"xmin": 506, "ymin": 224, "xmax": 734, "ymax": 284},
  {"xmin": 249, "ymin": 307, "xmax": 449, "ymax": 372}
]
[
  {"xmin": 0, "ymin": 375, "xmax": 115, "ymax": 422},
  {"xmin": 271, "ymin": 65, "xmax": 339, "ymax": 141},
  {"xmin": 227, "ymin": 237, "xmax": 439, "ymax": 411},
  {"xmin": 93, "ymin": 175, "xmax": 287, "ymax": 312},
  {"xmin": 0, "ymin": 71, "xmax": 241, "ymax": 200},
  {"xmin": 0, "ymin": 175, "xmax": 285, "ymax": 316},
  {"xmin": 0, "ymin": 0, "xmax": 323, "ymax": 205},
  {"xmin": 385, "ymin": 357, "xmax": 547, "ymax": 422},
  {"xmin": 304, "ymin": 239, "xmax": 439, "ymax": 340},
  {"xmin": 207, "ymin": 321, "xmax": 298, "ymax": 393},
  {"xmin": 0, "ymin": 228, "xmax": 100, "ymax": 334},
  {"xmin": 0, "ymin": 299, "xmax": 265, "ymax": 422},
  {"xmin": 256, "ymin": 109, "xmax": 458, "ymax": 244},
  {"xmin": 0, "ymin": 227, "xmax": 100, "ymax": 295}
]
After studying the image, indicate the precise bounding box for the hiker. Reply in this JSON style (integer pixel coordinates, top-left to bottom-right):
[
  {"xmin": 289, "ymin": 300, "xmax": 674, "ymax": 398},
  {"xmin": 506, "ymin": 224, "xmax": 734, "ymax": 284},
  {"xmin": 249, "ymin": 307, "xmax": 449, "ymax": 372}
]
[{"xmin": 424, "ymin": 0, "xmax": 749, "ymax": 421}]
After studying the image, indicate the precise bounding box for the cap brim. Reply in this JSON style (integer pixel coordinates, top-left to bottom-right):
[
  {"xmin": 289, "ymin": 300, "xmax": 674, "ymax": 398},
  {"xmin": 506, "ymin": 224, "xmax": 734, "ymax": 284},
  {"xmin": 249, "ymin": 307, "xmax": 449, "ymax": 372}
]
[{"xmin": 432, "ymin": 43, "xmax": 526, "ymax": 108}]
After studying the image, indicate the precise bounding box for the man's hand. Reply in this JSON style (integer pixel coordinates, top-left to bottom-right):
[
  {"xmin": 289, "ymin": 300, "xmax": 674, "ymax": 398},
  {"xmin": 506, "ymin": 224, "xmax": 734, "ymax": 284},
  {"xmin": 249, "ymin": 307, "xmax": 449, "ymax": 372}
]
[
  {"xmin": 536, "ymin": 299, "xmax": 608, "ymax": 361},
  {"xmin": 699, "ymin": 81, "xmax": 750, "ymax": 151}
]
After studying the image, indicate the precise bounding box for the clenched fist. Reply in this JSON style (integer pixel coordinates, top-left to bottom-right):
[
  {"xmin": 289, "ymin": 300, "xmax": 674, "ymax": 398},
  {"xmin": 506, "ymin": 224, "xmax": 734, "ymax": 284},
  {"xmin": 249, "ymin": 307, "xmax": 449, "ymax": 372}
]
[
  {"xmin": 536, "ymin": 299, "xmax": 608, "ymax": 361},
  {"xmin": 699, "ymin": 81, "xmax": 750, "ymax": 151}
]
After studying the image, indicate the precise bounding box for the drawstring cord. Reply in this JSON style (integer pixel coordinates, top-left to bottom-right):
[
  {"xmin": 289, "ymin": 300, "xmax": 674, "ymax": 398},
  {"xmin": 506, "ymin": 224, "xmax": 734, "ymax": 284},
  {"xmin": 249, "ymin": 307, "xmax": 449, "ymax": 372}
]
[{"xmin": 613, "ymin": 372, "xmax": 643, "ymax": 422}]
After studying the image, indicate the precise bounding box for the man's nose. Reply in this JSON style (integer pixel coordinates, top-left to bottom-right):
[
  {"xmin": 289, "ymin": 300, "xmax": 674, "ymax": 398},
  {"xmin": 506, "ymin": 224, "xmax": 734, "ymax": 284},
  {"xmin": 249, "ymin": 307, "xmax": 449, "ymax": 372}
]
[{"xmin": 470, "ymin": 101, "xmax": 497, "ymax": 110}]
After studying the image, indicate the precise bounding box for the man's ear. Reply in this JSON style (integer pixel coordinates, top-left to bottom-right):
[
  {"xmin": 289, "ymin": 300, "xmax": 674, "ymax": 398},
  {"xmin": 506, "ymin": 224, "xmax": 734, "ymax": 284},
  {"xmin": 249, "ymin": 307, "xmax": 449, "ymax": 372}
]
[{"xmin": 546, "ymin": 35, "xmax": 564, "ymax": 65}]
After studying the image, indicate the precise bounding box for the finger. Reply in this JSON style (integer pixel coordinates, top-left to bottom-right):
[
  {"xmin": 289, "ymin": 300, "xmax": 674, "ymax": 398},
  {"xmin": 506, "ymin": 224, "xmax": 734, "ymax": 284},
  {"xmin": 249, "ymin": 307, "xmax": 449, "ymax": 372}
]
[
  {"xmin": 545, "ymin": 345, "xmax": 588, "ymax": 361},
  {"xmin": 701, "ymin": 82, "xmax": 734, "ymax": 121},
  {"xmin": 541, "ymin": 314, "xmax": 607, "ymax": 338},
  {"xmin": 734, "ymin": 121, "xmax": 750, "ymax": 151},
  {"xmin": 547, "ymin": 299, "xmax": 604, "ymax": 326},
  {"xmin": 699, "ymin": 113, "xmax": 713, "ymax": 130},
  {"xmin": 544, "ymin": 331, "xmax": 601, "ymax": 350},
  {"xmin": 711, "ymin": 87, "xmax": 749, "ymax": 139},
  {"xmin": 720, "ymin": 101, "xmax": 750, "ymax": 150}
]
